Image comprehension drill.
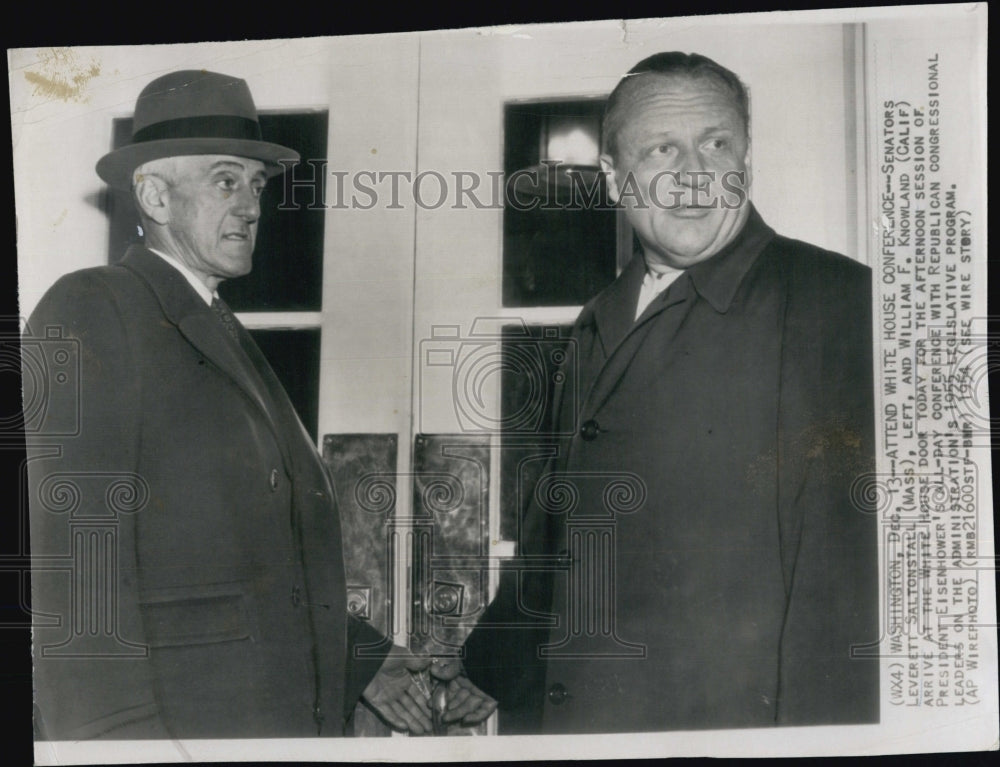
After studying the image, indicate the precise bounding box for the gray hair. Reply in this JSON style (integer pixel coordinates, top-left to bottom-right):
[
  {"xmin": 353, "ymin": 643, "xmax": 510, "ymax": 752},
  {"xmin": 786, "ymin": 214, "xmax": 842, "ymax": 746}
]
[{"xmin": 131, "ymin": 157, "xmax": 179, "ymax": 190}]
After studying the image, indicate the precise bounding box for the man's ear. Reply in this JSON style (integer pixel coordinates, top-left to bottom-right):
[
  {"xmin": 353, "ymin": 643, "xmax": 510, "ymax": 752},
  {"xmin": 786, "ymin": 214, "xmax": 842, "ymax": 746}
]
[
  {"xmin": 599, "ymin": 153, "xmax": 621, "ymax": 204},
  {"xmin": 133, "ymin": 174, "xmax": 171, "ymax": 226},
  {"xmin": 742, "ymin": 144, "xmax": 753, "ymax": 191}
]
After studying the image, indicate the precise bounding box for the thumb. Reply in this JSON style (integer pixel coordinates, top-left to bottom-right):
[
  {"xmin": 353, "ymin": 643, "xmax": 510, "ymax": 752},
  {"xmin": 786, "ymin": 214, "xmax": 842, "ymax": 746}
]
[
  {"xmin": 402, "ymin": 651, "xmax": 432, "ymax": 672},
  {"xmin": 428, "ymin": 657, "xmax": 463, "ymax": 681},
  {"xmin": 381, "ymin": 644, "xmax": 430, "ymax": 673}
]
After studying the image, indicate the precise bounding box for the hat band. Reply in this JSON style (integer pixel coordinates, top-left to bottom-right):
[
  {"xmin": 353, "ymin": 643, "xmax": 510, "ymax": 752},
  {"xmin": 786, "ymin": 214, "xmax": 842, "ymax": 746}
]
[{"xmin": 132, "ymin": 115, "xmax": 263, "ymax": 144}]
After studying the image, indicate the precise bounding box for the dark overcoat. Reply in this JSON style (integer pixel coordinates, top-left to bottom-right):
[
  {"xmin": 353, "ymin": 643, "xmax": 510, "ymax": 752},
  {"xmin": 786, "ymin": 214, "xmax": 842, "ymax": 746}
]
[
  {"xmin": 465, "ymin": 208, "xmax": 879, "ymax": 733},
  {"xmin": 26, "ymin": 246, "xmax": 383, "ymax": 740}
]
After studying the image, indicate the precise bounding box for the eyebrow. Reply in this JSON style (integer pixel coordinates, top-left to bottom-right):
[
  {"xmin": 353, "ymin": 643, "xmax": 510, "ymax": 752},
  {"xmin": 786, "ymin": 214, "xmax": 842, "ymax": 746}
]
[
  {"xmin": 208, "ymin": 160, "xmax": 268, "ymax": 179},
  {"xmin": 699, "ymin": 125, "xmax": 735, "ymax": 135},
  {"xmin": 637, "ymin": 124, "xmax": 736, "ymax": 140}
]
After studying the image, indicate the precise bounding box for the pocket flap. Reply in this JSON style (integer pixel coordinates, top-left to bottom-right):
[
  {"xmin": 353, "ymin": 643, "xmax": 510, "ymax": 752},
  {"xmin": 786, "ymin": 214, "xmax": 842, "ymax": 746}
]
[{"xmin": 139, "ymin": 584, "xmax": 253, "ymax": 648}]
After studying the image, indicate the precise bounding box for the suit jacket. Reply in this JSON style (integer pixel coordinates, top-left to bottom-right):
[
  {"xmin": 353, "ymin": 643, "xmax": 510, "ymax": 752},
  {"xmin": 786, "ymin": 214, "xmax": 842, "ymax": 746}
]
[
  {"xmin": 25, "ymin": 246, "xmax": 385, "ymax": 740},
  {"xmin": 464, "ymin": 207, "xmax": 879, "ymax": 733}
]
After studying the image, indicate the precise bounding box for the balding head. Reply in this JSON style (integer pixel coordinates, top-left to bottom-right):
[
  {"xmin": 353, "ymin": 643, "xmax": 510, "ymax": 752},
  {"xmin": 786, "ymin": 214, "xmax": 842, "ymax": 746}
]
[{"xmin": 603, "ymin": 52, "xmax": 749, "ymax": 162}]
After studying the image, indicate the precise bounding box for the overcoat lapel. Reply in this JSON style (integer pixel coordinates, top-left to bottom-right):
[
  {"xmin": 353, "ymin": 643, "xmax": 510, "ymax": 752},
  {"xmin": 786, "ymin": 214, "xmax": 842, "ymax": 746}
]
[
  {"xmin": 582, "ymin": 255, "xmax": 690, "ymax": 419},
  {"xmin": 121, "ymin": 246, "xmax": 294, "ymax": 475},
  {"xmin": 237, "ymin": 326, "xmax": 330, "ymax": 484},
  {"xmin": 579, "ymin": 207, "xmax": 776, "ymax": 422},
  {"xmin": 591, "ymin": 254, "xmax": 646, "ymax": 360}
]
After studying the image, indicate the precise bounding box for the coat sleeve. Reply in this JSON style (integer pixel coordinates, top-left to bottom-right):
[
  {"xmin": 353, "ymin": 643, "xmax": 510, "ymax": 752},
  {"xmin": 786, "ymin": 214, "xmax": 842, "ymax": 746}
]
[
  {"xmin": 462, "ymin": 568, "xmax": 550, "ymax": 733},
  {"xmin": 25, "ymin": 272, "xmax": 172, "ymax": 740},
  {"xmin": 462, "ymin": 317, "xmax": 588, "ymax": 732},
  {"xmin": 775, "ymin": 259, "xmax": 879, "ymax": 725}
]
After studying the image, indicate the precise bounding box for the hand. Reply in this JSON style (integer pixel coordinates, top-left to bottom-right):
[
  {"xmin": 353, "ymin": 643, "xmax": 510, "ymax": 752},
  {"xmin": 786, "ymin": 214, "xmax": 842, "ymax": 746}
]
[
  {"xmin": 361, "ymin": 645, "xmax": 434, "ymax": 735},
  {"xmin": 428, "ymin": 658, "xmax": 498, "ymax": 726}
]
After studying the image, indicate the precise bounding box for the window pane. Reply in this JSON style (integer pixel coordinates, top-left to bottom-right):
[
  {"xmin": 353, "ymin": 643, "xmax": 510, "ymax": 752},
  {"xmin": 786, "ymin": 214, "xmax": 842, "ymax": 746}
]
[
  {"xmin": 247, "ymin": 328, "xmax": 321, "ymax": 443},
  {"xmin": 498, "ymin": 323, "xmax": 574, "ymax": 541},
  {"xmin": 503, "ymin": 100, "xmax": 618, "ymax": 307}
]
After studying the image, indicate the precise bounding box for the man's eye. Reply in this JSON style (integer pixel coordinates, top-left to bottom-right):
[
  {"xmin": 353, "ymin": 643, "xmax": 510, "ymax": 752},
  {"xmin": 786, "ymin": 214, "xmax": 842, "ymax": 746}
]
[
  {"xmin": 216, "ymin": 176, "xmax": 238, "ymax": 191},
  {"xmin": 654, "ymin": 144, "xmax": 673, "ymax": 154},
  {"xmin": 705, "ymin": 138, "xmax": 729, "ymax": 151},
  {"xmin": 251, "ymin": 185, "xmax": 266, "ymax": 198}
]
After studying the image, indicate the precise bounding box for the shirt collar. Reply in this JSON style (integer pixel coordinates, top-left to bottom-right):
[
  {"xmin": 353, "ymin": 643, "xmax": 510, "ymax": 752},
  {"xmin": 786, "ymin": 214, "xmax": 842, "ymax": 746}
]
[
  {"xmin": 684, "ymin": 204, "xmax": 776, "ymax": 313},
  {"xmin": 643, "ymin": 262, "xmax": 684, "ymax": 284},
  {"xmin": 145, "ymin": 247, "xmax": 218, "ymax": 306}
]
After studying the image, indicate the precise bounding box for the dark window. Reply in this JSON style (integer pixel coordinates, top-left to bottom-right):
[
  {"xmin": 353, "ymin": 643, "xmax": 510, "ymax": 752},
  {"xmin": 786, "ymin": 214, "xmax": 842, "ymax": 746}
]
[
  {"xmin": 106, "ymin": 111, "xmax": 328, "ymax": 312},
  {"xmin": 498, "ymin": 323, "xmax": 574, "ymax": 541},
  {"xmin": 247, "ymin": 328, "xmax": 321, "ymax": 443},
  {"xmin": 503, "ymin": 100, "xmax": 619, "ymax": 307}
]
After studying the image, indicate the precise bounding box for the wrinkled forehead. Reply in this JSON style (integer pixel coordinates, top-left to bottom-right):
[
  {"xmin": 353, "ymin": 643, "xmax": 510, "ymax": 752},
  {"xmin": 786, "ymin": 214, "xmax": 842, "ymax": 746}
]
[{"xmin": 616, "ymin": 73, "xmax": 745, "ymax": 125}]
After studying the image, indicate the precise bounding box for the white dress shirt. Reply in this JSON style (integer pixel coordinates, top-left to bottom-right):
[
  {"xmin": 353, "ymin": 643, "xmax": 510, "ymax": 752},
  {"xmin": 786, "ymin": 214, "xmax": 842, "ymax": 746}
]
[{"xmin": 146, "ymin": 247, "xmax": 217, "ymax": 306}]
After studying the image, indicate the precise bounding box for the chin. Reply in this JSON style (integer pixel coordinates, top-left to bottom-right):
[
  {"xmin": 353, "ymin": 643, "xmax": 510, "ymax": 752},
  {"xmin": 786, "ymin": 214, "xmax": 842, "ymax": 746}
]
[
  {"xmin": 659, "ymin": 222, "xmax": 730, "ymax": 261},
  {"xmin": 219, "ymin": 248, "xmax": 254, "ymax": 272},
  {"xmin": 656, "ymin": 237, "xmax": 719, "ymax": 263}
]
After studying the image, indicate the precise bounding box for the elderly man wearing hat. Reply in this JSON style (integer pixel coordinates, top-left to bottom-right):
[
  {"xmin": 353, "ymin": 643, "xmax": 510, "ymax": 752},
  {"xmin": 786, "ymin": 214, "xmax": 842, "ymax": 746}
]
[{"xmin": 24, "ymin": 70, "xmax": 495, "ymax": 740}]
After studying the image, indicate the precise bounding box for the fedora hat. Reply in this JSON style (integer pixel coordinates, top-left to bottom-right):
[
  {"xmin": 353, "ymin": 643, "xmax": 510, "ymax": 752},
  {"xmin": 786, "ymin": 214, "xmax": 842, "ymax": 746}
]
[{"xmin": 96, "ymin": 70, "xmax": 300, "ymax": 190}]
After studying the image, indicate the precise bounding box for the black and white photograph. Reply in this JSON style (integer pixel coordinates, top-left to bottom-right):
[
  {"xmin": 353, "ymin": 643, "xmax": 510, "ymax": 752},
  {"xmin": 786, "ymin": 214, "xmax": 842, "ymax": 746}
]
[{"xmin": 6, "ymin": 3, "xmax": 994, "ymax": 762}]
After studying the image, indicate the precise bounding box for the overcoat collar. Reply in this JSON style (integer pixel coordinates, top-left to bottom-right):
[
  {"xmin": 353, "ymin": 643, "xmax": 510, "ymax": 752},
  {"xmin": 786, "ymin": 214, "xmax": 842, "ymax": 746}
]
[
  {"xmin": 587, "ymin": 204, "xmax": 776, "ymax": 357},
  {"xmin": 120, "ymin": 245, "xmax": 293, "ymax": 474},
  {"xmin": 685, "ymin": 205, "xmax": 776, "ymax": 314}
]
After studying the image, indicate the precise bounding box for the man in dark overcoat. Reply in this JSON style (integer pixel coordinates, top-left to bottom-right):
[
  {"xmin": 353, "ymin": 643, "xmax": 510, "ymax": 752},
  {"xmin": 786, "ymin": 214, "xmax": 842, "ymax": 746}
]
[
  {"xmin": 463, "ymin": 52, "xmax": 879, "ymax": 734},
  {"xmin": 24, "ymin": 70, "xmax": 451, "ymax": 740}
]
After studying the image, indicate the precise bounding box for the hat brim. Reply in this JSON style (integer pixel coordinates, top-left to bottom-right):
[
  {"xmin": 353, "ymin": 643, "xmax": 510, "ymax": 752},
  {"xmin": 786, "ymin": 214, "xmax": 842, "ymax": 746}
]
[{"xmin": 96, "ymin": 138, "xmax": 302, "ymax": 190}]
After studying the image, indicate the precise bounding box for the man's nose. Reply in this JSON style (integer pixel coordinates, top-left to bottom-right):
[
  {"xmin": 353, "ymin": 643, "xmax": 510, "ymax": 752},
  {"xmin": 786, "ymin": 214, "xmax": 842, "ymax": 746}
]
[
  {"xmin": 676, "ymin": 148, "xmax": 709, "ymax": 187},
  {"xmin": 232, "ymin": 186, "xmax": 261, "ymax": 221}
]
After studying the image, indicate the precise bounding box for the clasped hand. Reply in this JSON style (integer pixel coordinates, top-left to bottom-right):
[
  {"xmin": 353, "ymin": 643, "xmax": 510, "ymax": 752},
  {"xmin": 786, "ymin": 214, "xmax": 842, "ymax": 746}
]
[{"xmin": 361, "ymin": 646, "xmax": 497, "ymax": 735}]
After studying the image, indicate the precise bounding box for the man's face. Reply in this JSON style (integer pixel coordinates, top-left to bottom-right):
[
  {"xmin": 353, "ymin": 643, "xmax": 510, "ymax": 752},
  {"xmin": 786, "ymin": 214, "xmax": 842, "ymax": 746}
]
[
  {"xmin": 160, "ymin": 155, "xmax": 267, "ymax": 285},
  {"xmin": 601, "ymin": 74, "xmax": 751, "ymax": 269}
]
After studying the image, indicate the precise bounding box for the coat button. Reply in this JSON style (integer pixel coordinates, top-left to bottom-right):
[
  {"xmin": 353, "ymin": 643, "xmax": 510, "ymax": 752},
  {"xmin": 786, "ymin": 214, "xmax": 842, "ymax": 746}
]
[
  {"xmin": 547, "ymin": 683, "xmax": 569, "ymax": 705},
  {"xmin": 269, "ymin": 469, "xmax": 280, "ymax": 491},
  {"xmin": 580, "ymin": 420, "xmax": 600, "ymax": 441}
]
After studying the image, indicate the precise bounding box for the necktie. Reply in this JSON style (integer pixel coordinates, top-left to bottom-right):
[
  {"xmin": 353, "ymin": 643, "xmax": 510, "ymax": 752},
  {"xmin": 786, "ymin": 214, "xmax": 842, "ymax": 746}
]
[{"xmin": 211, "ymin": 297, "xmax": 241, "ymax": 343}]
